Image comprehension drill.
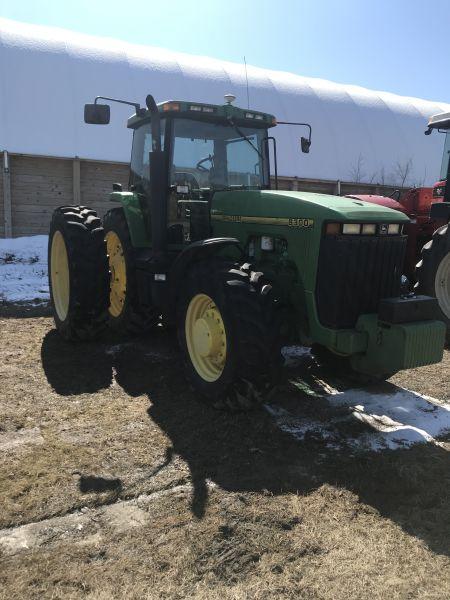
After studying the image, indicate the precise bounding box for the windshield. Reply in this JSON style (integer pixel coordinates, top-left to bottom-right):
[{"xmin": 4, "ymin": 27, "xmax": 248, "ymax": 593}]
[
  {"xmin": 440, "ymin": 131, "xmax": 450, "ymax": 181},
  {"xmin": 170, "ymin": 118, "xmax": 269, "ymax": 190}
]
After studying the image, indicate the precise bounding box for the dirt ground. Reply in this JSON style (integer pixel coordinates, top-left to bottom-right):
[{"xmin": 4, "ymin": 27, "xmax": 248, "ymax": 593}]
[{"xmin": 0, "ymin": 312, "xmax": 449, "ymax": 599}]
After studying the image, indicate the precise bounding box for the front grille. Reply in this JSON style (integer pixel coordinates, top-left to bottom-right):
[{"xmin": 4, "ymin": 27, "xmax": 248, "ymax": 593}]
[{"xmin": 315, "ymin": 235, "xmax": 407, "ymax": 329}]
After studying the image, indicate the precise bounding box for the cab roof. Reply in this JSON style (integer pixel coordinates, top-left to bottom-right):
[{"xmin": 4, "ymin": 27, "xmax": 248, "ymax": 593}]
[
  {"xmin": 127, "ymin": 100, "xmax": 276, "ymax": 130},
  {"xmin": 427, "ymin": 111, "xmax": 450, "ymax": 130}
]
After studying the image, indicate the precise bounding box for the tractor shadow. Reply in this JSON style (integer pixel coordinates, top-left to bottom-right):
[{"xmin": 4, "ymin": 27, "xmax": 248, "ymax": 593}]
[
  {"xmin": 79, "ymin": 475, "xmax": 123, "ymax": 494},
  {"xmin": 114, "ymin": 334, "xmax": 450, "ymax": 557},
  {"xmin": 0, "ymin": 301, "xmax": 51, "ymax": 319},
  {"xmin": 41, "ymin": 326, "xmax": 450, "ymax": 557},
  {"xmin": 41, "ymin": 329, "xmax": 113, "ymax": 394}
]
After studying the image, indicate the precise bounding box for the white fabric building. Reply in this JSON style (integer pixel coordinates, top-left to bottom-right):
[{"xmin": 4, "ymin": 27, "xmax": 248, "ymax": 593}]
[{"xmin": 0, "ymin": 17, "xmax": 449, "ymax": 186}]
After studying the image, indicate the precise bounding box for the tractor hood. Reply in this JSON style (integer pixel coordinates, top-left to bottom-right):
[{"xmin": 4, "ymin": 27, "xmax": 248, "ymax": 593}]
[{"xmin": 211, "ymin": 189, "xmax": 410, "ymax": 224}]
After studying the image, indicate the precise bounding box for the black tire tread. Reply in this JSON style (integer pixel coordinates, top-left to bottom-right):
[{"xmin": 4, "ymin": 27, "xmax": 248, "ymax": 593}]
[
  {"xmin": 415, "ymin": 223, "xmax": 450, "ymax": 341},
  {"xmin": 177, "ymin": 258, "xmax": 283, "ymax": 409},
  {"xmin": 48, "ymin": 206, "xmax": 109, "ymax": 341}
]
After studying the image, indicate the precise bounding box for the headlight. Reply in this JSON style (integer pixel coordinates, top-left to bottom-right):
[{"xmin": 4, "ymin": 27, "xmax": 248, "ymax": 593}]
[
  {"xmin": 387, "ymin": 224, "xmax": 400, "ymax": 235},
  {"xmin": 162, "ymin": 102, "xmax": 180, "ymax": 111},
  {"xmin": 325, "ymin": 223, "xmax": 341, "ymax": 235},
  {"xmin": 342, "ymin": 223, "xmax": 361, "ymax": 235},
  {"xmin": 362, "ymin": 223, "xmax": 376, "ymax": 235},
  {"xmin": 324, "ymin": 222, "xmax": 403, "ymax": 236}
]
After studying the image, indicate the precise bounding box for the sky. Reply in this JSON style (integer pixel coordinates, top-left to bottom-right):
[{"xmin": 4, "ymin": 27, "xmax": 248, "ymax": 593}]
[{"xmin": 0, "ymin": 0, "xmax": 449, "ymax": 102}]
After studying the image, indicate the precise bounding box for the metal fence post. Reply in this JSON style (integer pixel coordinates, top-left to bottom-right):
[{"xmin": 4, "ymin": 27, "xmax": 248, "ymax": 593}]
[{"xmin": 3, "ymin": 150, "xmax": 12, "ymax": 237}]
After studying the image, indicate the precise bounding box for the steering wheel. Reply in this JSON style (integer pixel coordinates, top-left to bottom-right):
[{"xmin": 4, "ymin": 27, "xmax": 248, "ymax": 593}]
[{"xmin": 196, "ymin": 154, "xmax": 214, "ymax": 172}]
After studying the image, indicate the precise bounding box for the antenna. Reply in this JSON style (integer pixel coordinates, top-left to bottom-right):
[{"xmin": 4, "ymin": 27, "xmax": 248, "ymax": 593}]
[{"xmin": 244, "ymin": 56, "xmax": 250, "ymax": 109}]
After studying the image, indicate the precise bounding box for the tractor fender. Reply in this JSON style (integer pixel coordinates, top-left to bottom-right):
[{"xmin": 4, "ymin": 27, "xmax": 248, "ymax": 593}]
[
  {"xmin": 109, "ymin": 192, "xmax": 151, "ymax": 248},
  {"xmin": 167, "ymin": 237, "xmax": 242, "ymax": 309}
]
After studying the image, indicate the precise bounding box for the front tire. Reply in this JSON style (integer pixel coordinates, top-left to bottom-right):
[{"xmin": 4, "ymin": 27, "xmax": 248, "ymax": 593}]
[
  {"xmin": 177, "ymin": 260, "xmax": 283, "ymax": 408},
  {"xmin": 48, "ymin": 206, "xmax": 109, "ymax": 341},
  {"xmin": 415, "ymin": 224, "xmax": 450, "ymax": 343}
]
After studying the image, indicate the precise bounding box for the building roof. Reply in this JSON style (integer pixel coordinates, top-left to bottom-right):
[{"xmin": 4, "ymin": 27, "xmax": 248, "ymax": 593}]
[{"xmin": 1, "ymin": 17, "xmax": 449, "ymax": 186}]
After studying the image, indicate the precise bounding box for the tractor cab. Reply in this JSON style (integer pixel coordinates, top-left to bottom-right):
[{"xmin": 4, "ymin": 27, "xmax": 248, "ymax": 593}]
[
  {"xmin": 425, "ymin": 111, "xmax": 450, "ymax": 208},
  {"xmin": 128, "ymin": 98, "xmax": 274, "ymax": 192},
  {"xmin": 127, "ymin": 98, "xmax": 275, "ymax": 247},
  {"xmin": 434, "ymin": 128, "xmax": 450, "ymax": 201},
  {"xmin": 84, "ymin": 94, "xmax": 311, "ymax": 256}
]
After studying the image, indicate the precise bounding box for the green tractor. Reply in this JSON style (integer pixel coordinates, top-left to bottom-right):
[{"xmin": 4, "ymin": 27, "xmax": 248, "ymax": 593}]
[{"xmin": 48, "ymin": 93, "xmax": 446, "ymax": 402}]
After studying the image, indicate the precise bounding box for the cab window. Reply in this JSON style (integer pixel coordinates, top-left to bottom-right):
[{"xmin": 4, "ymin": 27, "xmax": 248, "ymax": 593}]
[{"xmin": 130, "ymin": 121, "xmax": 165, "ymax": 190}]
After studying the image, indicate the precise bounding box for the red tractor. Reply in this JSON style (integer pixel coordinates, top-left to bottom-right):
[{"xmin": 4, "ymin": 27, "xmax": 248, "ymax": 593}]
[{"xmin": 346, "ymin": 111, "xmax": 450, "ymax": 341}]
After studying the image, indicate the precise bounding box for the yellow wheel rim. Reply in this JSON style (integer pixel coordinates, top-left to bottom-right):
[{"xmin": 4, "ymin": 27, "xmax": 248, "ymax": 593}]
[
  {"xmin": 185, "ymin": 293, "xmax": 227, "ymax": 382},
  {"xmin": 50, "ymin": 230, "xmax": 70, "ymax": 321},
  {"xmin": 106, "ymin": 231, "xmax": 126, "ymax": 318}
]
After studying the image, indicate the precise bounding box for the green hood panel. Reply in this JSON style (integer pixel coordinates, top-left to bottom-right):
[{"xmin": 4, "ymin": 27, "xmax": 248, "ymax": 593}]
[
  {"xmin": 210, "ymin": 189, "xmax": 409, "ymax": 318},
  {"xmin": 211, "ymin": 190, "xmax": 409, "ymax": 223}
]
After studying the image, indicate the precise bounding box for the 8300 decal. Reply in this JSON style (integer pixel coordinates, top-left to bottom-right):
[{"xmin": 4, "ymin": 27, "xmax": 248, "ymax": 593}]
[{"xmin": 288, "ymin": 218, "xmax": 314, "ymax": 228}]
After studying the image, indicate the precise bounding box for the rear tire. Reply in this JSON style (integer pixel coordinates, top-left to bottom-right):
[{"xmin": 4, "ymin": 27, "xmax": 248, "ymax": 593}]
[
  {"xmin": 48, "ymin": 206, "xmax": 109, "ymax": 341},
  {"xmin": 177, "ymin": 260, "xmax": 283, "ymax": 409},
  {"xmin": 415, "ymin": 224, "xmax": 450, "ymax": 343},
  {"xmin": 103, "ymin": 208, "xmax": 159, "ymax": 335}
]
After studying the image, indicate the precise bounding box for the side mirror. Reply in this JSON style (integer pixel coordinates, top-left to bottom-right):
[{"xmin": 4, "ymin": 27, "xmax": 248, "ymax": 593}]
[
  {"xmin": 84, "ymin": 103, "xmax": 110, "ymax": 125},
  {"xmin": 300, "ymin": 136, "xmax": 311, "ymax": 154}
]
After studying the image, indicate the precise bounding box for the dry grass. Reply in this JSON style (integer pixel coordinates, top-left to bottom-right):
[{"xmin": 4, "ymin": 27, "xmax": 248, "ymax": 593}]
[{"xmin": 0, "ymin": 315, "xmax": 449, "ymax": 599}]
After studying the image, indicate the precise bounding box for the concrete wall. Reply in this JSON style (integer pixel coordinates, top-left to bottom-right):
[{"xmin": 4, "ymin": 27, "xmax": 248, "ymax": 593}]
[
  {"xmin": 80, "ymin": 161, "xmax": 129, "ymax": 216},
  {"xmin": 10, "ymin": 155, "xmax": 73, "ymax": 237},
  {"xmin": 0, "ymin": 153, "xmax": 404, "ymax": 238},
  {"xmin": 0, "ymin": 154, "xmax": 129, "ymax": 237}
]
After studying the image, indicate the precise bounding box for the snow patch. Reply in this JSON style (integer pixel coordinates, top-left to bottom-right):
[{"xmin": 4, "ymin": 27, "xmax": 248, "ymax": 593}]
[
  {"xmin": 0, "ymin": 236, "xmax": 49, "ymax": 302},
  {"xmin": 331, "ymin": 388, "xmax": 450, "ymax": 450},
  {"xmin": 267, "ymin": 386, "xmax": 450, "ymax": 452}
]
